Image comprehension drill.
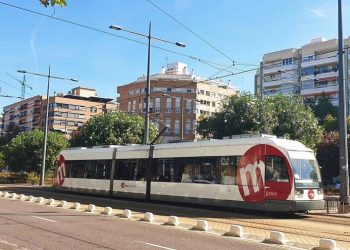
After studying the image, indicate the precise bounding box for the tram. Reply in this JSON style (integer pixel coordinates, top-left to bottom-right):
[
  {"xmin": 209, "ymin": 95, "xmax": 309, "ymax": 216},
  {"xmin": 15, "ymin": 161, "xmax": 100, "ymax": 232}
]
[{"xmin": 54, "ymin": 134, "xmax": 324, "ymax": 212}]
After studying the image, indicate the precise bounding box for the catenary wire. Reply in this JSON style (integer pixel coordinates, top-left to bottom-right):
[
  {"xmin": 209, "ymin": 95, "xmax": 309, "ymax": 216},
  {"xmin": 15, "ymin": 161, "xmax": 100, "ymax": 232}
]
[{"xmin": 0, "ymin": 1, "xmax": 238, "ymax": 75}]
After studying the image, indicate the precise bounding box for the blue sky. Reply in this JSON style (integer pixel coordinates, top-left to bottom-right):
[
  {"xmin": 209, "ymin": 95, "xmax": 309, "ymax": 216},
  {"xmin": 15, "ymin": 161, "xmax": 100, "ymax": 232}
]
[{"xmin": 0, "ymin": 0, "xmax": 349, "ymax": 111}]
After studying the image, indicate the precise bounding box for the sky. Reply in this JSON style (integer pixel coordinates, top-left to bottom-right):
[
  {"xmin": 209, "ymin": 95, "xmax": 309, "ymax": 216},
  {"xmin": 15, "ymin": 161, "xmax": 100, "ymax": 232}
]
[{"xmin": 0, "ymin": 0, "xmax": 349, "ymax": 111}]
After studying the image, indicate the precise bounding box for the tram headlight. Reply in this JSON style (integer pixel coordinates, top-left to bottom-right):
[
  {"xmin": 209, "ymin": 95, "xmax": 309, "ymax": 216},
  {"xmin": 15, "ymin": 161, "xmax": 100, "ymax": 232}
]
[
  {"xmin": 295, "ymin": 189, "xmax": 304, "ymax": 195},
  {"xmin": 317, "ymin": 189, "xmax": 323, "ymax": 194}
]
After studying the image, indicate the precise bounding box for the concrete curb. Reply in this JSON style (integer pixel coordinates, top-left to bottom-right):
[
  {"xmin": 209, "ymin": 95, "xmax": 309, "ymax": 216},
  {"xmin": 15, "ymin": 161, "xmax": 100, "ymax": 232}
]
[{"xmin": 4, "ymin": 191, "xmax": 343, "ymax": 250}]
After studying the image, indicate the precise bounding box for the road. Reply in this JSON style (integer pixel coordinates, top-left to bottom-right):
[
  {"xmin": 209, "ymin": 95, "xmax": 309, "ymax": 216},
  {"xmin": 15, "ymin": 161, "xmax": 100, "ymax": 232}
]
[
  {"xmin": 1, "ymin": 185, "xmax": 350, "ymax": 249},
  {"xmin": 0, "ymin": 197, "xmax": 285, "ymax": 250}
]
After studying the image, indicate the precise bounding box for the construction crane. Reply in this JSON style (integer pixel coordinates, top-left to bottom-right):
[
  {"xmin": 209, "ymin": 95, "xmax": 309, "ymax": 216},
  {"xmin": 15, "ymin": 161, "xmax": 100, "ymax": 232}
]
[{"xmin": 6, "ymin": 73, "xmax": 32, "ymax": 99}]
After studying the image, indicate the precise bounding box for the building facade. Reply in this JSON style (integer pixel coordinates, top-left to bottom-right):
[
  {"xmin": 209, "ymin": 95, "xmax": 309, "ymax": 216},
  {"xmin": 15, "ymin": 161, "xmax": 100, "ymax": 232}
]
[
  {"xmin": 256, "ymin": 37, "xmax": 350, "ymax": 106},
  {"xmin": 2, "ymin": 87, "xmax": 118, "ymax": 135},
  {"xmin": 117, "ymin": 62, "xmax": 237, "ymax": 143}
]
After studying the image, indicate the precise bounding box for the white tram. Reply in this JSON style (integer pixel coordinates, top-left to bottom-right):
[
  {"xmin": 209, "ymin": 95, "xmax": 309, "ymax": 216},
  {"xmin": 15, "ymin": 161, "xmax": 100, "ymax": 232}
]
[{"xmin": 55, "ymin": 134, "xmax": 324, "ymax": 212}]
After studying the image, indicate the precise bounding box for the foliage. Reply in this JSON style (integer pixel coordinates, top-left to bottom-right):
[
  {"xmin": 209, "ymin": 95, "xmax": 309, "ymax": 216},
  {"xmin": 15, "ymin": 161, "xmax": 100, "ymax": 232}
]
[
  {"xmin": 0, "ymin": 124, "xmax": 23, "ymax": 150},
  {"xmin": 39, "ymin": 0, "xmax": 67, "ymax": 7},
  {"xmin": 322, "ymin": 114, "xmax": 350, "ymax": 134},
  {"xmin": 0, "ymin": 151, "xmax": 6, "ymax": 169},
  {"xmin": 198, "ymin": 94, "xmax": 323, "ymax": 149},
  {"xmin": 70, "ymin": 111, "xmax": 158, "ymax": 147},
  {"xmin": 26, "ymin": 172, "xmax": 40, "ymax": 185},
  {"xmin": 316, "ymin": 132, "xmax": 340, "ymax": 184},
  {"xmin": 3, "ymin": 130, "xmax": 69, "ymax": 173},
  {"xmin": 304, "ymin": 94, "xmax": 338, "ymax": 124},
  {"xmin": 0, "ymin": 172, "xmax": 27, "ymax": 184},
  {"xmin": 266, "ymin": 95, "xmax": 323, "ymax": 149},
  {"xmin": 198, "ymin": 94, "xmax": 276, "ymax": 139}
]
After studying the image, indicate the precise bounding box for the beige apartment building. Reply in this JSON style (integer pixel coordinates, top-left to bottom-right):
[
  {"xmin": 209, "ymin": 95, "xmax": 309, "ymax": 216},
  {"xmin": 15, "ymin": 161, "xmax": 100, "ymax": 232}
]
[
  {"xmin": 117, "ymin": 62, "xmax": 237, "ymax": 143},
  {"xmin": 256, "ymin": 37, "xmax": 350, "ymax": 106},
  {"xmin": 2, "ymin": 87, "xmax": 118, "ymax": 135}
]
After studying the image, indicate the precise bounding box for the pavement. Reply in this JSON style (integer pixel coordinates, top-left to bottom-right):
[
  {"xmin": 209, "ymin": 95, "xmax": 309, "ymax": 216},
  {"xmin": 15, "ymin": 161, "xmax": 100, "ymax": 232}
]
[{"xmin": 1, "ymin": 184, "xmax": 350, "ymax": 250}]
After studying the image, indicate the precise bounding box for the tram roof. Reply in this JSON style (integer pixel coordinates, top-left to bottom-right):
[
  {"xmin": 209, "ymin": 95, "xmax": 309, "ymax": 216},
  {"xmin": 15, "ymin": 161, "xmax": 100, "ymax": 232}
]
[{"xmin": 61, "ymin": 135, "xmax": 311, "ymax": 160}]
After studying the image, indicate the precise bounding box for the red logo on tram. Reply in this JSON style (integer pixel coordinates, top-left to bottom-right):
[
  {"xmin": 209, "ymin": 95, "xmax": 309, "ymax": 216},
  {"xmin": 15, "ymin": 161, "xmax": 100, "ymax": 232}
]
[
  {"xmin": 308, "ymin": 189, "xmax": 315, "ymax": 200},
  {"xmin": 56, "ymin": 155, "xmax": 66, "ymax": 186},
  {"xmin": 237, "ymin": 145, "xmax": 265, "ymax": 203},
  {"xmin": 237, "ymin": 144, "xmax": 292, "ymax": 203}
]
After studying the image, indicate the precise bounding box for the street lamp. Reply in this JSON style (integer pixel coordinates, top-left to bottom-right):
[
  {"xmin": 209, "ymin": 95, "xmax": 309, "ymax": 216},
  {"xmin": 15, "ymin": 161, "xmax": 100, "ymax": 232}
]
[
  {"xmin": 18, "ymin": 67, "xmax": 78, "ymax": 186},
  {"xmin": 109, "ymin": 22, "xmax": 186, "ymax": 145}
]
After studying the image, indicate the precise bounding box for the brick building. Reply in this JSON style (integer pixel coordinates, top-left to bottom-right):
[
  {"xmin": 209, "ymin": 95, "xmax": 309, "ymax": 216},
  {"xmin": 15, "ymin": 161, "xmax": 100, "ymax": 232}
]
[{"xmin": 117, "ymin": 62, "xmax": 237, "ymax": 143}]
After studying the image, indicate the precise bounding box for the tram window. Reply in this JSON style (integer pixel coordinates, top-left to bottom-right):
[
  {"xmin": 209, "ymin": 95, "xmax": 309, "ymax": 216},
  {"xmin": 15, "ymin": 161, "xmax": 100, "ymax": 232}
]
[
  {"xmin": 95, "ymin": 161, "xmax": 111, "ymax": 179},
  {"xmin": 66, "ymin": 160, "xmax": 112, "ymax": 179},
  {"xmin": 177, "ymin": 157, "xmax": 217, "ymax": 184},
  {"xmin": 218, "ymin": 156, "xmax": 240, "ymax": 185},
  {"xmin": 155, "ymin": 159, "xmax": 177, "ymax": 182},
  {"xmin": 115, "ymin": 159, "xmax": 146, "ymax": 181},
  {"xmin": 265, "ymin": 156, "xmax": 289, "ymax": 182}
]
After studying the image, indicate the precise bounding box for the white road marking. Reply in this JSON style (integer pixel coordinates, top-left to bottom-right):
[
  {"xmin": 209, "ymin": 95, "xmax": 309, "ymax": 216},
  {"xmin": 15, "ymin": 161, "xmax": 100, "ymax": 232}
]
[
  {"xmin": 135, "ymin": 240, "xmax": 176, "ymax": 250},
  {"xmin": 32, "ymin": 216, "xmax": 57, "ymax": 223}
]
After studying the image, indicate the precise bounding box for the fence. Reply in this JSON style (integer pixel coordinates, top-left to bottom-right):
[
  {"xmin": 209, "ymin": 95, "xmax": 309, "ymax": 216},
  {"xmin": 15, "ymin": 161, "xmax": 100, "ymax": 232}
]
[{"xmin": 324, "ymin": 196, "xmax": 339, "ymax": 213}]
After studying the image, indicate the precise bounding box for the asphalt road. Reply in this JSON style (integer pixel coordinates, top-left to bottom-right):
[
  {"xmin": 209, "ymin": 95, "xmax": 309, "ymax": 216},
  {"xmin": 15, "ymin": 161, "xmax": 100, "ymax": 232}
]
[{"xmin": 0, "ymin": 197, "xmax": 286, "ymax": 250}]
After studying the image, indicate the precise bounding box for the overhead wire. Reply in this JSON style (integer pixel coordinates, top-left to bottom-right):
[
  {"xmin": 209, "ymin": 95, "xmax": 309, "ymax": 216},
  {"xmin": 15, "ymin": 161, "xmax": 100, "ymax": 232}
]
[
  {"xmin": 145, "ymin": 0, "xmax": 234, "ymax": 63},
  {"xmin": 0, "ymin": 1, "xmax": 237, "ymax": 75},
  {"xmin": 145, "ymin": 0, "xmax": 262, "ymax": 68}
]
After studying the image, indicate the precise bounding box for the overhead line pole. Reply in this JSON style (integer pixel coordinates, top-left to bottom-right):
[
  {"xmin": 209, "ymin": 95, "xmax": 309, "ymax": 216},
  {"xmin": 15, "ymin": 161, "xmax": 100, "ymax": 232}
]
[
  {"xmin": 18, "ymin": 67, "xmax": 78, "ymax": 186},
  {"xmin": 337, "ymin": 0, "xmax": 349, "ymax": 213}
]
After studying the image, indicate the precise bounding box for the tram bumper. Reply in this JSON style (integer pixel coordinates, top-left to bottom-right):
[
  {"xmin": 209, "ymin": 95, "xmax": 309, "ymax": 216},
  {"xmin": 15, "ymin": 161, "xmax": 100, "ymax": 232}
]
[{"xmin": 265, "ymin": 199, "xmax": 325, "ymax": 212}]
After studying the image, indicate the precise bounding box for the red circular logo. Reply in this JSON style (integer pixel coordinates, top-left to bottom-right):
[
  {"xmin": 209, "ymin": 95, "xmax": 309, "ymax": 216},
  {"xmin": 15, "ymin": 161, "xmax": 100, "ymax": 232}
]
[
  {"xmin": 237, "ymin": 144, "xmax": 292, "ymax": 203},
  {"xmin": 308, "ymin": 189, "xmax": 315, "ymax": 199},
  {"xmin": 237, "ymin": 145, "xmax": 266, "ymax": 203},
  {"xmin": 56, "ymin": 155, "xmax": 66, "ymax": 186}
]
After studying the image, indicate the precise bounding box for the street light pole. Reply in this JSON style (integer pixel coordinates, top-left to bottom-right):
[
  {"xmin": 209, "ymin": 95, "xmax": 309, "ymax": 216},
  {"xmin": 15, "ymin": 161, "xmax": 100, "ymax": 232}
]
[
  {"xmin": 18, "ymin": 68, "xmax": 78, "ymax": 186},
  {"xmin": 144, "ymin": 22, "xmax": 152, "ymax": 145},
  {"xmin": 42, "ymin": 66, "xmax": 51, "ymax": 186},
  {"xmin": 337, "ymin": 0, "xmax": 349, "ymax": 213},
  {"xmin": 109, "ymin": 23, "xmax": 185, "ymax": 145}
]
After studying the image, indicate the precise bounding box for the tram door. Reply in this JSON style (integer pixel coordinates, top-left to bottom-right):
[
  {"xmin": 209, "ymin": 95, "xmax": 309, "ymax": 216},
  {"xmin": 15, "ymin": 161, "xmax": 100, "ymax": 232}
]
[{"xmin": 264, "ymin": 145, "xmax": 292, "ymax": 201}]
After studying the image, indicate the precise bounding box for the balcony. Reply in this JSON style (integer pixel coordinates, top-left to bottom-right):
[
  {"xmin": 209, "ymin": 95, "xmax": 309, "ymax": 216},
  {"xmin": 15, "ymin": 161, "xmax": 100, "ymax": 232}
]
[
  {"xmin": 301, "ymin": 85, "xmax": 338, "ymax": 96},
  {"xmin": 263, "ymin": 63, "xmax": 298, "ymax": 75},
  {"xmin": 263, "ymin": 76, "xmax": 298, "ymax": 88},
  {"xmin": 301, "ymin": 54, "xmax": 338, "ymax": 68}
]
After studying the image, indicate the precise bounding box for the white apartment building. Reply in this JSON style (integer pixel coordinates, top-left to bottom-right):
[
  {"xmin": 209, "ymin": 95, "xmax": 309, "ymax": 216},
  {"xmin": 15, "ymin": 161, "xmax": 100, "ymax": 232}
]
[{"xmin": 256, "ymin": 37, "xmax": 350, "ymax": 106}]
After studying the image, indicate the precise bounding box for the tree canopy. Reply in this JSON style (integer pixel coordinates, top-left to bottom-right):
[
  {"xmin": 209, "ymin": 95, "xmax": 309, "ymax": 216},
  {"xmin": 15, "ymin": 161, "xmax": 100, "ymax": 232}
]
[
  {"xmin": 3, "ymin": 130, "xmax": 69, "ymax": 173},
  {"xmin": 39, "ymin": 0, "xmax": 67, "ymax": 7},
  {"xmin": 198, "ymin": 94, "xmax": 323, "ymax": 149},
  {"xmin": 304, "ymin": 94, "xmax": 338, "ymax": 124},
  {"xmin": 70, "ymin": 111, "xmax": 158, "ymax": 147}
]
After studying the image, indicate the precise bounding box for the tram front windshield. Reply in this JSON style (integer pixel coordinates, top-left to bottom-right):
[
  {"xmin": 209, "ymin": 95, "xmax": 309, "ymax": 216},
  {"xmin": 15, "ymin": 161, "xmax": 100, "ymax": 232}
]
[{"xmin": 289, "ymin": 151, "xmax": 322, "ymax": 188}]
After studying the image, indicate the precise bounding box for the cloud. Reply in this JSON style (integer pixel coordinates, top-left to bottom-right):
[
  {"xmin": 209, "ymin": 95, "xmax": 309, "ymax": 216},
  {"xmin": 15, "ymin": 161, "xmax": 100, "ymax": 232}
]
[{"xmin": 308, "ymin": 8, "xmax": 327, "ymax": 18}]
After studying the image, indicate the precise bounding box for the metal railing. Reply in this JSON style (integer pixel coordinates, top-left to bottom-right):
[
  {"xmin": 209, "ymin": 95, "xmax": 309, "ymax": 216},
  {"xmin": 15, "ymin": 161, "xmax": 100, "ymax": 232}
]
[{"xmin": 324, "ymin": 196, "xmax": 339, "ymax": 213}]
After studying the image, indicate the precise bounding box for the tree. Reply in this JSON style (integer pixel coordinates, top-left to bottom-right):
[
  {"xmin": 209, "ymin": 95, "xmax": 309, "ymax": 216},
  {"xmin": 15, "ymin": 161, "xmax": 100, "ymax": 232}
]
[
  {"xmin": 266, "ymin": 95, "xmax": 323, "ymax": 149},
  {"xmin": 39, "ymin": 0, "xmax": 67, "ymax": 7},
  {"xmin": 198, "ymin": 94, "xmax": 323, "ymax": 149},
  {"xmin": 70, "ymin": 111, "xmax": 158, "ymax": 147},
  {"xmin": 0, "ymin": 124, "xmax": 23, "ymax": 150},
  {"xmin": 316, "ymin": 132, "xmax": 341, "ymax": 184},
  {"xmin": 3, "ymin": 130, "xmax": 69, "ymax": 173},
  {"xmin": 198, "ymin": 94, "xmax": 276, "ymax": 139},
  {"xmin": 304, "ymin": 93, "xmax": 338, "ymax": 124}
]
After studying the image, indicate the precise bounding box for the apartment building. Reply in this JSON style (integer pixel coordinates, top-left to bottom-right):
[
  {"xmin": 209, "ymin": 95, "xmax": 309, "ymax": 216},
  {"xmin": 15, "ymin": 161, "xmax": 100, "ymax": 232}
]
[
  {"xmin": 2, "ymin": 87, "xmax": 118, "ymax": 135},
  {"xmin": 256, "ymin": 37, "xmax": 350, "ymax": 106},
  {"xmin": 117, "ymin": 62, "xmax": 237, "ymax": 143}
]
